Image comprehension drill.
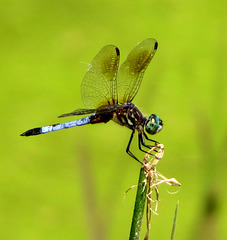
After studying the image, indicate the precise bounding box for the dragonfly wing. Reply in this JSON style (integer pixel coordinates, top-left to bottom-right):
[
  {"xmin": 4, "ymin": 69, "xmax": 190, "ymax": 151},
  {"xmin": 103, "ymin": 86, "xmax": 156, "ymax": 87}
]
[
  {"xmin": 117, "ymin": 38, "xmax": 158, "ymax": 104},
  {"xmin": 81, "ymin": 45, "xmax": 120, "ymax": 109},
  {"xmin": 58, "ymin": 108, "xmax": 96, "ymax": 118}
]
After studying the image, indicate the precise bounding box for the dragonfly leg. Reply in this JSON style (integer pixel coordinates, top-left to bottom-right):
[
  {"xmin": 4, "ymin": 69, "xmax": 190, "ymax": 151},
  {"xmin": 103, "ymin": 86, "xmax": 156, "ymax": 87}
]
[
  {"xmin": 138, "ymin": 134, "xmax": 153, "ymax": 151},
  {"xmin": 138, "ymin": 133, "xmax": 156, "ymax": 157},
  {"xmin": 143, "ymin": 132, "xmax": 159, "ymax": 152},
  {"xmin": 126, "ymin": 130, "xmax": 143, "ymax": 164},
  {"xmin": 143, "ymin": 132, "xmax": 159, "ymax": 144}
]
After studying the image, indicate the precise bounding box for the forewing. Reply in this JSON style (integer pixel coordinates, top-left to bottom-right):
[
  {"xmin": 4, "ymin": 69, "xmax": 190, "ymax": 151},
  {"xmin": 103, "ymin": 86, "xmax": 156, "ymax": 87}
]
[
  {"xmin": 117, "ymin": 38, "xmax": 158, "ymax": 104},
  {"xmin": 81, "ymin": 45, "xmax": 120, "ymax": 109}
]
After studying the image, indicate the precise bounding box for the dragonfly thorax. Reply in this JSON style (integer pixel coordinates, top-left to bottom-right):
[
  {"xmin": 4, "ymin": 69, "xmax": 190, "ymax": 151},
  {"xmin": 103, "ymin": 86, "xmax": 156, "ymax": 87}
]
[
  {"xmin": 108, "ymin": 102, "xmax": 148, "ymax": 133},
  {"xmin": 145, "ymin": 114, "xmax": 163, "ymax": 135}
]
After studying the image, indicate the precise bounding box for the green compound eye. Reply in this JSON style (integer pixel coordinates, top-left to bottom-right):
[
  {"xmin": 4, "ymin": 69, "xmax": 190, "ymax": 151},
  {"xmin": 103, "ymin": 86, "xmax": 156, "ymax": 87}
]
[{"xmin": 145, "ymin": 114, "xmax": 163, "ymax": 135}]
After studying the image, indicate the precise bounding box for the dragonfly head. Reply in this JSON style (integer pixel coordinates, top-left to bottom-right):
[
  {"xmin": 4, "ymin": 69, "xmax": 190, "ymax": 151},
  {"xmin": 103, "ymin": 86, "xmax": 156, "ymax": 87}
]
[{"xmin": 145, "ymin": 114, "xmax": 163, "ymax": 135}]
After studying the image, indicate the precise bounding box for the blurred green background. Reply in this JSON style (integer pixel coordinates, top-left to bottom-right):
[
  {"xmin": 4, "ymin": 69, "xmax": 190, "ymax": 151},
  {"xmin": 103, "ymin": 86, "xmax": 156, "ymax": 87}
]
[{"xmin": 1, "ymin": 0, "xmax": 226, "ymax": 239}]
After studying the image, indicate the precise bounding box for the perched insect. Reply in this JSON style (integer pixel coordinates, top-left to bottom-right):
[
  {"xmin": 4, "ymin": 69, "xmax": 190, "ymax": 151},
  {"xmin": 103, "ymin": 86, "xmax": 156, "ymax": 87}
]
[{"xmin": 21, "ymin": 38, "xmax": 163, "ymax": 163}]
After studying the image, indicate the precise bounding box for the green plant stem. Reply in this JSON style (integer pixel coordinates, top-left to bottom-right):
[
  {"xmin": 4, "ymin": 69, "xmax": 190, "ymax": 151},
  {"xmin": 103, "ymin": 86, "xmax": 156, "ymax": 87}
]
[
  {"xmin": 129, "ymin": 166, "xmax": 148, "ymax": 240},
  {"xmin": 171, "ymin": 200, "xmax": 179, "ymax": 240}
]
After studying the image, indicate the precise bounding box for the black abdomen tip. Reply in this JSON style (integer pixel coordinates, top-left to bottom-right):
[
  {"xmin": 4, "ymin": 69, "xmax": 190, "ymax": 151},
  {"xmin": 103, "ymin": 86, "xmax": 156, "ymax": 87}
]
[{"xmin": 20, "ymin": 127, "xmax": 42, "ymax": 136}]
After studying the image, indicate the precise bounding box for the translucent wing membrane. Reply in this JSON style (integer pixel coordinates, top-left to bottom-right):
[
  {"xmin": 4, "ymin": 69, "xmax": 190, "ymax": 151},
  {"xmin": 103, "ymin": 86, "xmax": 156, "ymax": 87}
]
[
  {"xmin": 58, "ymin": 108, "xmax": 96, "ymax": 118},
  {"xmin": 117, "ymin": 38, "xmax": 158, "ymax": 104},
  {"xmin": 81, "ymin": 45, "xmax": 120, "ymax": 109}
]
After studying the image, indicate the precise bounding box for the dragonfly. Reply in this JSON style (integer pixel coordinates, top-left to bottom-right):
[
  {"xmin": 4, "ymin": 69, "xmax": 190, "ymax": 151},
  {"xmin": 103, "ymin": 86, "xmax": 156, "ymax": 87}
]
[{"xmin": 21, "ymin": 38, "xmax": 163, "ymax": 164}]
